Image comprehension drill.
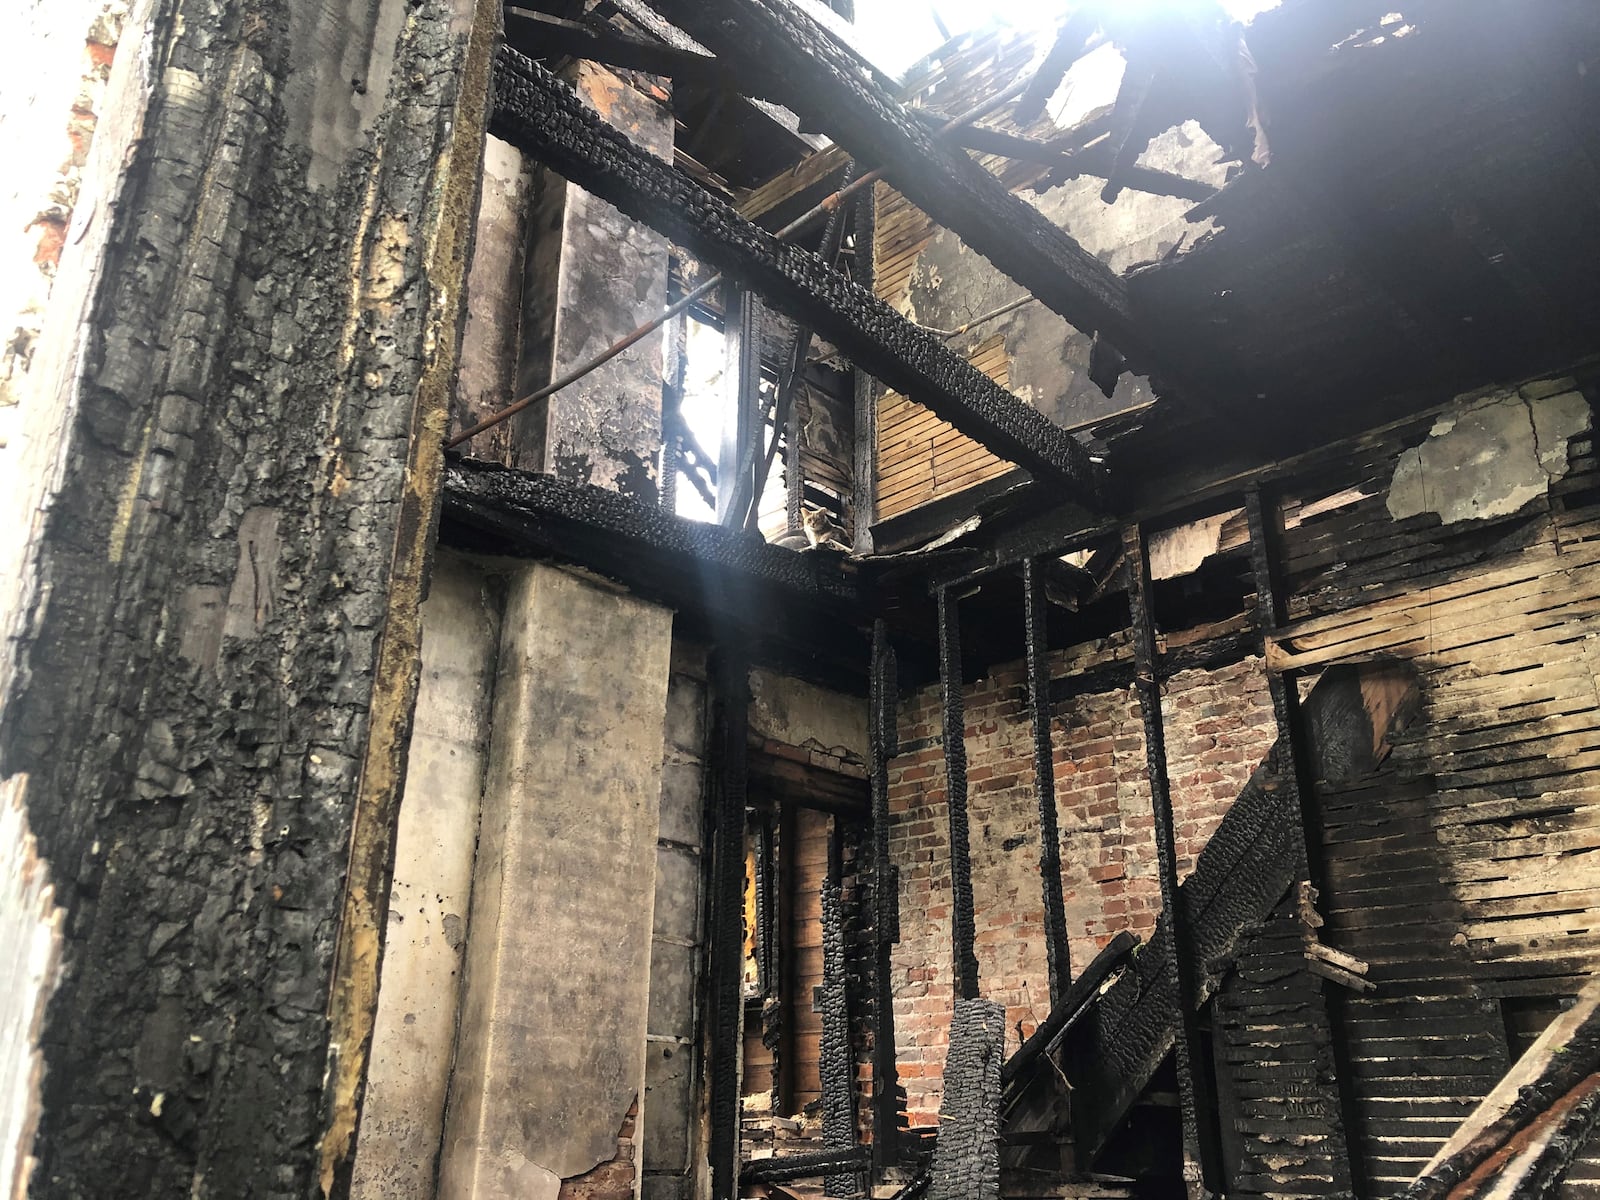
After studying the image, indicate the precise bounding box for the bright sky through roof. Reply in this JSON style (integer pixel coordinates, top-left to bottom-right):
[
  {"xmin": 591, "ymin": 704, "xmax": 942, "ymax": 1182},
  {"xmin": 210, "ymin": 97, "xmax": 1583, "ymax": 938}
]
[{"xmin": 852, "ymin": 0, "xmax": 1283, "ymax": 78}]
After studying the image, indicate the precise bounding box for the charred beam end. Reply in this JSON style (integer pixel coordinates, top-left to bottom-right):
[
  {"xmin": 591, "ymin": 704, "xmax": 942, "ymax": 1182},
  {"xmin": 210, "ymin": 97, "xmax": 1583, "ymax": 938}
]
[
  {"xmin": 1023, "ymin": 559, "xmax": 1071, "ymax": 1005},
  {"xmin": 489, "ymin": 45, "xmax": 1107, "ymax": 505},
  {"xmin": 640, "ymin": 0, "xmax": 1163, "ymax": 373},
  {"xmin": 937, "ymin": 587, "xmax": 981, "ymax": 1002}
]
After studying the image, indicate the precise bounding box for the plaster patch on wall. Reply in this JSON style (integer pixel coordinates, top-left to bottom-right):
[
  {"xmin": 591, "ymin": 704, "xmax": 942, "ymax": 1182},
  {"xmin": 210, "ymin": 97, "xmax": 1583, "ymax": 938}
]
[
  {"xmin": 1386, "ymin": 385, "xmax": 1591, "ymax": 525},
  {"xmin": 1150, "ymin": 508, "xmax": 1241, "ymax": 581}
]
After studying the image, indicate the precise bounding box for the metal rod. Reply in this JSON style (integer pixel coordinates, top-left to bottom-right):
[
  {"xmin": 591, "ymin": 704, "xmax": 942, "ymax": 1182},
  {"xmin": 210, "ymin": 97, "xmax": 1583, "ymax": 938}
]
[
  {"xmin": 921, "ymin": 293, "xmax": 1039, "ymax": 340},
  {"xmin": 1023, "ymin": 558, "xmax": 1072, "ymax": 1006},
  {"xmin": 937, "ymin": 586, "xmax": 981, "ymax": 1002},
  {"xmin": 1123, "ymin": 523, "xmax": 1221, "ymax": 1198},
  {"xmin": 448, "ymin": 71, "xmax": 1033, "ymax": 450}
]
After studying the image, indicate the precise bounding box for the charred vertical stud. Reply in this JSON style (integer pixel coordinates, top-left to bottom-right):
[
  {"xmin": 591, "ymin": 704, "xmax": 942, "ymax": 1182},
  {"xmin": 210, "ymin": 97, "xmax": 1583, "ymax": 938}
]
[
  {"xmin": 821, "ymin": 819, "xmax": 858, "ymax": 1197},
  {"xmin": 1123, "ymin": 524, "xmax": 1221, "ymax": 1196},
  {"xmin": 868, "ymin": 619, "xmax": 902, "ymax": 1172},
  {"xmin": 1245, "ymin": 484, "xmax": 1364, "ymax": 1198},
  {"xmin": 1023, "ymin": 558, "xmax": 1072, "ymax": 1005},
  {"xmin": 938, "ymin": 587, "xmax": 980, "ymax": 1002}
]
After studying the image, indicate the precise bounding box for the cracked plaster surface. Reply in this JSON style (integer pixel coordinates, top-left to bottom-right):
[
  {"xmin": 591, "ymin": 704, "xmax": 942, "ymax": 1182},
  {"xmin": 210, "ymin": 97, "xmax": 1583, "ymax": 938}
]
[{"xmin": 1387, "ymin": 382, "xmax": 1591, "ymax": 524}]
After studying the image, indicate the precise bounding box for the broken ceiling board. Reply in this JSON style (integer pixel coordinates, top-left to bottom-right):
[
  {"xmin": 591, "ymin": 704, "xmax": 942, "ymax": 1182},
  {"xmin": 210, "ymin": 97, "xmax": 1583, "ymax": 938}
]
[
  {"xmin": 638, "ymin": 0, "xmax": 1174, "ymax": 385},
  {"xmin": 490, "ymin": 46, "xmax": 1106, "ymax": 504}
]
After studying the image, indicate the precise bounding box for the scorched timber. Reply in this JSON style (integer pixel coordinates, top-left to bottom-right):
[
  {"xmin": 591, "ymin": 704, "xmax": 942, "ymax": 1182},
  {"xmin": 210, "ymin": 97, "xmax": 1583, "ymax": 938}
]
[
  {"xmin": 490, "ymin": 46, "xmax": 1106, "ymax": 505},
  {"xmin": 639, "ymin": 0, "xmax": 1167, "ymax": 379}
]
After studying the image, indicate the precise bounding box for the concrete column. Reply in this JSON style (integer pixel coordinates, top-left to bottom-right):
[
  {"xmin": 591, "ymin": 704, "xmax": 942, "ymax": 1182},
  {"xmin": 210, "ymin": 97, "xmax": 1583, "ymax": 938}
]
[
  {"xmin": 516, "ymin": 62, "xmax": 672, "ymax": 502},
  {"xmin": 440, "ymin": 562, "xmax": 674, "ymax": 1200},
  {"xmin": 351, "ymin": 553, "xmax": 500, "ymax": 1198}
]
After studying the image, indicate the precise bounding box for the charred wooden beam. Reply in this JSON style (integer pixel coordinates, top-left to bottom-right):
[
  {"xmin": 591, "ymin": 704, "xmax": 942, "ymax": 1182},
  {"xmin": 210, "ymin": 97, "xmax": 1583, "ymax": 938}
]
[
  {"xmin": 1001, "ymin": 930, "xmax": 1137, "ymax": 1094},
  {"xmin": 1122, "ymin": 524, "xmax": 1223, "ymax": 1196},
  {"xmin": 1047, "ymin": 627, "xmax": 1258, "ymax": 709},
  {"xmin": 851, "ymin": 186, "xmax": 879, "ymax": 554},
  {"xmin": 868, "ymin": 619, "xmax": 903, "ymax": 1173},
  {"xmin": 937, "ymin": 587, "xmax": 981, "ymax": 1001},
  {"xmin": 1023, "ymin": 559, "xmax": 1072, "ymax": 1005},
  {"xmin": 708, "ymin": 650, "xmax": 752, "ymax": 1200},
  {"xmin": 939, "ymin": 125, "xmax": 1218, "ymax": 205},
  {"xmin": 504, "ymin": 6, "xmax": 745, "ymax": 92},
  {"xmin": 491, "ymin": 46, "xmax": 1107, "ymax": 503},
  {"xmin": 440, "ymin": 459, "xmax": 866, "ymax": 693},
  {"xmin": 636, "ymin": 0, "xmax": 1176, "ymax": 385},
  {"xmin": 741, "ymin": 1146, "xmax": 873, "ymax": 1185}
]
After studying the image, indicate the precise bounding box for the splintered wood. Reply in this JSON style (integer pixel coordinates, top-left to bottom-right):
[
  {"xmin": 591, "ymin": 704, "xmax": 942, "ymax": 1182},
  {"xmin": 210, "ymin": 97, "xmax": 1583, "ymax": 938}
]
[{"xmin": 1266, "ymin": 408, "xmax": 1600, "ymax": 1196}]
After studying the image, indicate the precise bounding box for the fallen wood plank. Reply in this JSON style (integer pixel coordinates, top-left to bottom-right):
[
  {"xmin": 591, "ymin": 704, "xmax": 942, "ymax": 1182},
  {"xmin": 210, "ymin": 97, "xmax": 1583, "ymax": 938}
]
[{"xmin": 1399, "ymin": 977, "xmax": 1600, "ymax": 1200}]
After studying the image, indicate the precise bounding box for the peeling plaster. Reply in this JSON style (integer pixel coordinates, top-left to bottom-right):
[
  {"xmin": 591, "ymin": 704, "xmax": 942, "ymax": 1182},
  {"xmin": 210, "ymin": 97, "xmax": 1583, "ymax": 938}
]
[{"xmin": 1387, "ymin": 383, "xmax": 1591, "ymax": 524}]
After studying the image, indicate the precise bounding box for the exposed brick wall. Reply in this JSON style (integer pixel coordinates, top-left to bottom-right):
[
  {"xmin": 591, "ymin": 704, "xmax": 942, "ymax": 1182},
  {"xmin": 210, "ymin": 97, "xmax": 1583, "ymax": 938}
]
[{"xmin": 887, "ymin": 644, "xmax": 1275, "ymax": 1123}]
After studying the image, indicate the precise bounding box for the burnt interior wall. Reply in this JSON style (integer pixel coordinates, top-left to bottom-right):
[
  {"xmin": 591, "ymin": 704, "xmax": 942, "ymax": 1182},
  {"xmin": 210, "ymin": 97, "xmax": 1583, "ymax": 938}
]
[
  {"xmin": 888, "ymin": 646, "xmax": 1276, "ymax": 1126},
  {"xmin": 0, "ymin": 0, "xmax": 494, "ymax": 1192},
  {"xmin": 1261, "ymin": 380, "xmax": 1600, "ymax": 1197}
]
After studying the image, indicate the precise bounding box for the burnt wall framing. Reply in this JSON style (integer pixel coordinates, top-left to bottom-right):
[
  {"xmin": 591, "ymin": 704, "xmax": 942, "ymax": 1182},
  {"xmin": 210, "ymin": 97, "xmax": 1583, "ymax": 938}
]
[
  {"xmin": 1022, "ymin": 558, "xmax": 1072, "ymax": 1004},
  {"xmin": 488, "ymin": 45, "xmax": 1106, "ymax": 503},
  {"xmin": 936, "ymin": 587, "xmax": 981, "ymax": 1001},
  {"xmin": 637, "ymin": 0, "xmax": 1177, "ymax": 385},
  {"xmin": 1123, "ymin": 524, "xmax": 1224, "ymax": 1195},
  {"xmin": 868, "ymin": 620, "xmax": 904, "ymax": 1172},
  {"xmin": 1243, "ymin": 484, "xmax": 1364, "ymax": 1197}
]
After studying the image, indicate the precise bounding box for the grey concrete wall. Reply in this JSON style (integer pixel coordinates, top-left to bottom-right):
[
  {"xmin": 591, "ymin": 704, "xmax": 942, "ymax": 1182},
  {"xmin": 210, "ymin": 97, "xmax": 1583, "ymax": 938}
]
[
  {"xmin": 516, "ymin": 62, "xmax": 672, "ymax": 501},
  {"xmin": 351, "ymin": 553, "xmax": 501, "ymax": 1199},
  {"xmin": 440, "ymin": 562, "xmax": 674, "ymax": 1200},
  {"xmin": 642, "ymin": 644, "xmax": 710, "ymax": 1200},
  {"xmin": 451, "ymin": 135, "xmax": 534, "ymax": 463}
]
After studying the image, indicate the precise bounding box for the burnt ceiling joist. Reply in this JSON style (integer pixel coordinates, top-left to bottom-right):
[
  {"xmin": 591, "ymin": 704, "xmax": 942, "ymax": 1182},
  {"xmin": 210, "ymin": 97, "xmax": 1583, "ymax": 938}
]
[
  {"xmin": 490, "ymin": 45, "xmax": 1107, "ymax": 506},
  {"xmin": 637, "ymin": 0, "xmax": 1182, "ymax": 393},
  {"xmin": 441, "ymin": 458, "xmax": 869, "ymax": 690}
]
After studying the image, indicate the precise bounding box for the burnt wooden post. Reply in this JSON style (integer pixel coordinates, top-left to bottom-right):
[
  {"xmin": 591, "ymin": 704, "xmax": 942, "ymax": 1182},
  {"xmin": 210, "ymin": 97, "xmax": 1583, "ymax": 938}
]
[
  {"xmin": 1023, "ymin": 558, "xmax": 1073, "ymax": 1004},
  {"xmin": 718, "ymin": 287, "xmax": 763, "ymax": 525},
  {"xmin": 1244, "ymin": 484, "xmax": 1365, "ymax": 1198},
  {"xmin": 820, "ymin": 819, "xmax": 859, "ymax": 1197},
  {"xmin": 868, "ymin": 619, "xmax": 902, "ymax": 1171},
  {"xmin": 851, "ymin": 186, "xmax": 878, "ymax": 554},
  {"xmin": 937, "ymin": 586, "xmax": 982, "ymax": 1001},
  {"xmin": 708, "ymin": 649, "xmax": 752, "ymax": 1197},
  {"xmin": 1123, "ymin": 523, "xmax": 1222, "ymax": 1197}
]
